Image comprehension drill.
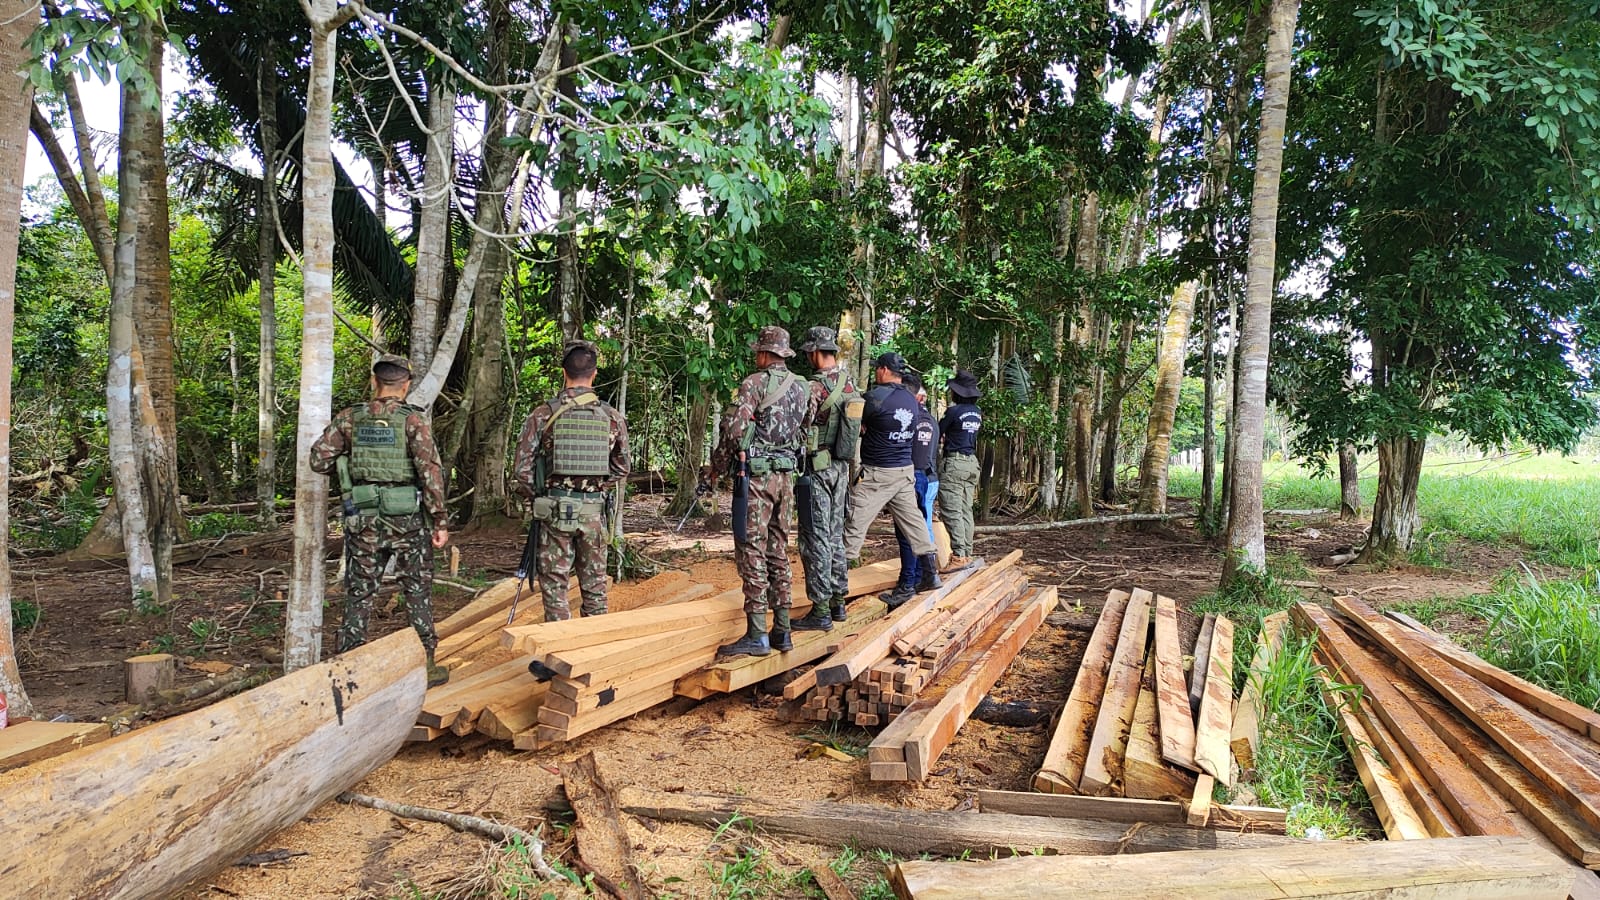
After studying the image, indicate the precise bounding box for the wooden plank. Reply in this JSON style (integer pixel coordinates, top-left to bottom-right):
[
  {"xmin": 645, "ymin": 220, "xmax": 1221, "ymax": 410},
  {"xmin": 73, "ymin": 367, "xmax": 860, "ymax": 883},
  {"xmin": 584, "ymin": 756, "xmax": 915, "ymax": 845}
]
[
  {"xmin": 505, "ymin": 587, "xmax": 751, "ymax": 655},
  {"xmin": 900, "ymin": 587, "xmax": 1052, "ymax": 780},
  {"xmin": 1079, "ymin": 588, "xmax": 1153, "ymax": 796},
  {"xmin": 1187, "ymin": 773, "xmax": 1213, "ymax": 827},
  {"xmin": 1387, "ymin": 610, "xmax": 1600, "ymax": 743},
  {"xmin": 476, "ymin": 687, "xmax": 548, "ymax": 742},
  {"xmin": 1230, "ymin": 611, "xmax": 1288, "ymax": 773},
  {"xmin": 1192, "ymin": 615, "xmax": 1235, "ymax": 786},
  {"xmin": 515, "ymin": 680, "xmax": 678, "ymax": 749},
  {"xmin": 932, "ymin": 520, "xmax": 952, "ymax": 572},
  {"xmin": 679, "ymin": 599, "xmax": 889, "ymax": 697},
  {"xmin": 544, "ymin": 620, "xmax": 734, "ymax": 679},
  {"xmin": 615, "ymin": 787, "xmax": 1295, "ymax": 860},
  {"xmin": 562, "ymin": 751, "xmax": 649, "ymax": 900},
  {"xmin": 0, "ymin": 721, "xmax": 112, "ymax": 771},
  {"xmin": 0, "ymin": 629, "xmax": 425, "ymax": 900},
  {"xmin": 1313, "ymin": 664, "xmax": 1430, "ymax": 841},
  {"xmin": 407, "ymin": 724, "xmax": 445, "ymax": 742},
  {"xmin": 439, "ymin": 576, "xmax": 603, "ymax": 660},
  {"xmin": 1151, "ymin": 594, "xmax": 1197, "ymax": 772},
  {"xmin": 887, "ymin": 835, "xmax": 1573, "ymax": 900},
  {"xmin": 432, "ymin": 577, "xmax": 520, "ymax": 640},
  {"xmin": 1296, "ymin": 602, "xmax": 1517, "ymax": 837},
  {"xmin": 1187, "ymin": 613, "xmax": 1216, "ymax": 718},
  {"xmin": 1035, "ymin": 589, "xmax": 1130, "ymax": 794},
  {"xmin": 1336, "ymin": 597, "xmax": 1600, "ymax": 835},
  {"xmin": 976, "ymin": 790, "xmax": 1286, "ymax": 834},
  {"xmin": 417, "ymin": 656, "xmax": 532, "ymax": 728},
  {"xmin": 1396, "ymin": 679, "xmax": 1600, "ymax": 867},
  {"xmin": 1124, "ymin": 658, "xmax": 1197, "ymax": 801},
  {"xmin": 870, "ymin": 761, "xmax": 909, "ymax": 781}
]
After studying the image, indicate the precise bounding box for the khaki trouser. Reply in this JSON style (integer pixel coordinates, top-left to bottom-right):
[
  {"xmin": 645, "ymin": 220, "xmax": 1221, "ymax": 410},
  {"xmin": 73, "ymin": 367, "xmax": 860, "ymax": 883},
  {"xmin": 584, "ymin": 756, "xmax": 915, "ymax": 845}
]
[
  {"xmin": 939, "ymin": 452, "xmax": 980, "ymax": 556},
  {"xmin": 843, "ymin": 464, "xmax": 934, "ymax": 561}
]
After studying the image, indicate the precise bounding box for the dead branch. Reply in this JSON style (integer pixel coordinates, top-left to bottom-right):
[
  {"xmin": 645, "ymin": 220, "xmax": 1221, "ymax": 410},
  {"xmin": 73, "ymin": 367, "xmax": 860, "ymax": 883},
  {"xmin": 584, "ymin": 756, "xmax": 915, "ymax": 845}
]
[
  {"xmin": 973, "ymin": 513, "xmax": 1193, "ymax": 533},
  {"xmin": 336, "ymin": 792, "xmax": 557, "ymax": 881}
]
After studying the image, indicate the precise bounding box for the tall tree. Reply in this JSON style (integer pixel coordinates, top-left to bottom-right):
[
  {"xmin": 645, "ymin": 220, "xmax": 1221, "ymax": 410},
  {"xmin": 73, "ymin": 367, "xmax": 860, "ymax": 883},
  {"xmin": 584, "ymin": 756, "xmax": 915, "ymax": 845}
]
[
  {"xmin": 1135, "ymin": 280, "xmax": 1197, "ymax": 513},
  {"xmin": 1221, "ymin": 0, "xmax": 1300, "ymax": 586},
  {"xmin": 256, "ymin": 45, "xmax": 279, "ymax": 525}
]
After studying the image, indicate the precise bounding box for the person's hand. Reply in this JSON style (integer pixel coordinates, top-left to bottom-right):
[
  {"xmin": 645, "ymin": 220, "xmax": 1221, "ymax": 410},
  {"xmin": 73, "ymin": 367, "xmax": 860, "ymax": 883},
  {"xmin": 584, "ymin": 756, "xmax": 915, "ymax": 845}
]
[{"xmin": 432, "ymin": 528, "xmax": 450, "ymax": 549}]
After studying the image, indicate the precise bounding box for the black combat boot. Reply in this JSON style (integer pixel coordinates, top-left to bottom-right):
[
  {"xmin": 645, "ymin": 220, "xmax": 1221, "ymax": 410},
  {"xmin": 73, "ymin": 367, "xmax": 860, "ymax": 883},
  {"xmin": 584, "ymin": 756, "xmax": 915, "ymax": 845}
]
[
  {"xmin": 916, "ymin": 555, "xmax": 943, "ymax": 592},
  {"xmin": 792, "ymin": 606, "xmax": 834, "ymax": 632},
  {"xmin": 770, "ymin": 607, "xmax": 794, "ymax": 652},
  {"xmin": 830, "ymin": 596, "xmax": 848, "ymax": 623},
  {"xmin": 882, "ymin": 581, "xmax": 917, "ymax": 610},
  {"xmin": 717, "ymin": 611, "xmax": 772, "ymax": 659}
]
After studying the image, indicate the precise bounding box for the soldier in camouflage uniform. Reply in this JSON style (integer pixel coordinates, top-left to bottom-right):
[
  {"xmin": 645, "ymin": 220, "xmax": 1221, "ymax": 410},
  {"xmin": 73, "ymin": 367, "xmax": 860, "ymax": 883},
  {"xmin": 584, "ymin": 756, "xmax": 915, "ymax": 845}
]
[
  {"xmin": 791, "ymin": 326, "xmax": 857, "ymax": 633},
  {"xmin": 703, "ymin": 326, "xmax": 812, "ymax": 658},
  {"xmin": 311, "ymin": 354, "xmax": 451, "ymax": 687},
  {"xmin": 513, "ymin": 340, "xmax": 630, "ymax": 621}
]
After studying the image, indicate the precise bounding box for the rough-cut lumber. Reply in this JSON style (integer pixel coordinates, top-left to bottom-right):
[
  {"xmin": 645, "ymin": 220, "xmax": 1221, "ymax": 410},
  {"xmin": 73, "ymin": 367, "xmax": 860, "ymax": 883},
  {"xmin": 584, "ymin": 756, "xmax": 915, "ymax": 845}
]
[
  {"xmin": 476, "ymin": 689, "xmax": 548, "ymax": 742},
  {"xmin": 562, "ymin": 752, "xmax": 648, "ymax": 900},
  {"xmin": 432, "ymin": 577, "xmax": 520, "ymax": 640},
  {"xmin": 1386, "ymin": 610, "xmax": 1600, "ymax": 743},
  {"xmin": 1395, "ymin": 679, "xmax": 1600, "ymax": 867},
  {"xmin": 124, "ymin": 653, "xmax": 176, "ymax": 704},
  {"xmin": 439, "ymin": 577, "xmax": 602, "ymax": 661},
  {"xmin": 418, "ymin": 656, "xmax": 533, "ymax": 729},
  {"xmin": 1035, "ymin": 589, "xmax": 1130, "ymax": 794},
  {"xmin": 408, "ymin": 724, "xmax": 445, "ymax": 742},
  {"xmin": 1187, "ymin": 773, "xmax": 1214, "ymax": 827},
  {"xmin": 678, "ymin": 599, "xmax": 889, "ymax": 698},
  {"xmin": 1297, "ymin": 602, "xmax": 1516, "ymax": 837},
  {"xmin": 1230, "ymin": 611, "xmax": 1287, "ymax": 772},
  {"xmin": 615, "ymin": 787, "xmax": 1294, "ymax": 860},
  {"xmin": 1124, "ymin": 661, "xmax": 1198, "ymax": 800},
  {"xmin": 1151, "ymin": 594, "xmax": 1198, "ymax": 772},
  {"xmin": 1335, "ymin": 597, "xmax": 1600, "ymax": 835},
  {"xmin": 972, "ymin": 513, "xmax": 1191, "ymax": 533},
  {"xmin": 1188, "ymin": 613, "xmax": 1216, "ymax": 717},
  {"xmin": 0, "ymin": 629, "xmax": 425, "ymax": 900},
  {"xmin": 1192, "ymin": 614, "xmax": 1235, "ymax": 786},
  {"xmin": 975, "ymin": 790, "xmax": 1286, "ymax": 834},
  {"xmin": 887, "ymin": 835, "xmax": 1572, "ymax": 900},
  {"xmin": 1313, "ymin": 664, "xmax": 1430, "ymax": 841},
  {"xmin": 0, "ymin": 721, "xmax": 112, "ymax": 771},
  {"xmin": 504, "ymin": 588, "xmax": 749, "ymax": 655},
  {"xmin": 899, "ymin": 587, "xmax": 1052, "ymax": 780},
  {"xmin": 517, "ymin": 680, "xmax": 677, "ymax": 749},
  {"xmin": 1080, "ymin": 588, "xmax": 1153, "ymax": 795},
  {"xmin": 545, "ymin": 621, "xmax": 732, "ymax": 679}
]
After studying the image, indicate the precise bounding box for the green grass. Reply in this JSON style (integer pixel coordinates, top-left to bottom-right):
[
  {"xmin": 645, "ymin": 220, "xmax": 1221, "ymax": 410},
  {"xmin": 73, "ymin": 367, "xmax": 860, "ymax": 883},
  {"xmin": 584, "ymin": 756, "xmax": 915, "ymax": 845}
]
[
  {"xmin": 1476, "ymin": 570, "xmax": 1600, "ymax": 711},
  {"xmin": 1191, "ymin": 554, "xmax": 1309, "ymax": 689},
  {"xmin": 12, "ymin": 599, "xmax": 39, "ymax": 630}
]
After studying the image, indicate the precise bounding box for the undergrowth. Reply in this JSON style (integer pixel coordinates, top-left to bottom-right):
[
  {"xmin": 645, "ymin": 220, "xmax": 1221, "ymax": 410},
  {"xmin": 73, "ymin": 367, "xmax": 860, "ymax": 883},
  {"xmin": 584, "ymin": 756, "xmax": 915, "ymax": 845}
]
[
  {"xmin": 1476, "ymin": 569, "xmax": 1600, "ymax": 711},
  {"xmin": 1191, "ymin": 554, "xmax": 1308, "ymax": 689}
]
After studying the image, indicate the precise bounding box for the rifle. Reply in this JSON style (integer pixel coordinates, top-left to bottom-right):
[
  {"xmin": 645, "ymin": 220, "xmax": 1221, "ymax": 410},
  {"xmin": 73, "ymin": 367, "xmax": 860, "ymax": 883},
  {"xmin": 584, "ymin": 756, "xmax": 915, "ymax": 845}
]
[{"xmin": 508, "ymin": 456, "xmax": 548, "ymax": 625}]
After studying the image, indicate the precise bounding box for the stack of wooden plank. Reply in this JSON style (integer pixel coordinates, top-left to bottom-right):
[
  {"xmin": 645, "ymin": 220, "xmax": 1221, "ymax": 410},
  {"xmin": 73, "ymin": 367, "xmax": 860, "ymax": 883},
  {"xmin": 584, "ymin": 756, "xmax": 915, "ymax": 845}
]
[
  {"xmin": 1295, "ymin": 596, "xmax": 1600, "ymax": 881},
  {"xmin": 1032, "ymin": 588, "xmax": 1280, "ymax": 827}
]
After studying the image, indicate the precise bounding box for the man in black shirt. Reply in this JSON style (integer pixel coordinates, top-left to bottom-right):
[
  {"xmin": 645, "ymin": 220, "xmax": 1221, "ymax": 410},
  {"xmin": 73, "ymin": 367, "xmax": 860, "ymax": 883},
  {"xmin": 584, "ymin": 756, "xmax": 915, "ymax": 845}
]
[
  {"xmin": 842, "ymin": 352, "xmax": 937, "ymax": 607},
  {"xmin": 884, "ymin": 372, "xmax": 942, "ymax": 603},
  {"xmin": 938, "ymin": 370, "xmax": 983, "ymax": 567}
]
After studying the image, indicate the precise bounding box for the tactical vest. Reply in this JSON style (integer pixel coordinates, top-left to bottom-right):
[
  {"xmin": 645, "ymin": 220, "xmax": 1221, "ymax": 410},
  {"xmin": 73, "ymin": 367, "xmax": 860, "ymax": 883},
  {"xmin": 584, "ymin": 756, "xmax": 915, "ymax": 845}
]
[
  {"xmin": 544, "ymin": 392, "xmax": 613, "ymax": 478},
  {"xmin": 741, "ymin": 369, "xmax": 803, "ymax": 457},
  {"xmin": 811, "ymin": 371, "xmax": 852, "ymax": 447},
  {"xmin": 349, "ymin": 405, "xmax": 416, "ymax": 484}
]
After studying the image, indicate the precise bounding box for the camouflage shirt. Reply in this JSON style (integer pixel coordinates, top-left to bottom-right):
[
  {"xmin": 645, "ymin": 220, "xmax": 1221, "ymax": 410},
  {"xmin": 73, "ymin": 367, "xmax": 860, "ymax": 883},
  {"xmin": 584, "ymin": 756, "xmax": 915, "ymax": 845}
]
[
  {"xmin": 806, "ymin": 364, "xmax": 855, "ymax": 437},
  {"xmin": 713, "ymin": 361, "xmax": 812, "ymax": 475},
  {"xmin": 310, "ymin": 397, "xmax": 448, "ymax": 523},
  {"xmin": 512, "ymin": 386, "xmax": 630, "ymax": 498}
]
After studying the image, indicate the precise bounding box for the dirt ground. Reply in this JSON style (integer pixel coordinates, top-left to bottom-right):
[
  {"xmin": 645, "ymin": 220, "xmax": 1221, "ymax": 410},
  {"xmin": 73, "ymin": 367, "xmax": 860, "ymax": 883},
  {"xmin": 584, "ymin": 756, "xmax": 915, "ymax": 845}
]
[{"xmin": 10, "ymin": 493, "xmax": 1534, "ymax": 899}]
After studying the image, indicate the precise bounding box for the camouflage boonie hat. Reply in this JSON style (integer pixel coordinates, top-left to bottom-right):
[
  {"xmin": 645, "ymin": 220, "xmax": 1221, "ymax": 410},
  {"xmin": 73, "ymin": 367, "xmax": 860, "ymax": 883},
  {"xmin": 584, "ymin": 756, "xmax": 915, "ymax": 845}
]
[
  {"xmin": 749, "ymin": 326, "xmax": 795, "ymax": 358},
  {"xmin": 562, "ymin": 339, "xmax": 599, "ymax": 362},
  {"xmin": 372, "ymin": 353, "xmax": 413, "ymax": 379},
  {"xmin": 798, "ymin": 326, "xmax": 840, "ymax": 354}
]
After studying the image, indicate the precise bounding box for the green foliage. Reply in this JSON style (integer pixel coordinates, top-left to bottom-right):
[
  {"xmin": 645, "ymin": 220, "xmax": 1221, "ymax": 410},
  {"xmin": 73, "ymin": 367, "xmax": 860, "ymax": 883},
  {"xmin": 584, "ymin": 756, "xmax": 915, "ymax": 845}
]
[
  {"xmin": 12, "ymin": 601, "xmax": 42, "ymax": 631},
  {"xmin": 1193, "ymin": 554, "xmax": 1309, "ymax": 687},
  {"xmin": 1479, "ymin": 570, "xmax": 1600, "ymax": 711}
]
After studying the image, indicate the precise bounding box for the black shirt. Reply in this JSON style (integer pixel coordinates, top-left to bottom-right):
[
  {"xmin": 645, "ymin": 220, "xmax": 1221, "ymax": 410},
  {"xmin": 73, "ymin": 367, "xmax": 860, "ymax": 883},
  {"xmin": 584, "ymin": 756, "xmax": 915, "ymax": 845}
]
[
  {"xmin": 860, "ymin": 382, "xmax": 919, "ymax": 468},
  {"xmin": 912, "ymin": 404, "xmax": 938, "ymax": 474},
  {"xmin": 940, "ymin": 402, "xmax": 982, "ymax": 455}
]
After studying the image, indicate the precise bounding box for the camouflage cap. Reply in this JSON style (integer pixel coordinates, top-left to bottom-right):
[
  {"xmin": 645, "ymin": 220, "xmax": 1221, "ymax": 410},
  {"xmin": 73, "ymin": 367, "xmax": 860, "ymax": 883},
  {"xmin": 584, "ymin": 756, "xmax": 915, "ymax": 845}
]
[
  {"xmin": 372, "ymin": 353, "xmax": 413, "ymax": 379},
  {"xmin": 798, "ymin": 326, "xmax": 840, "ymax": 354},
  {"xmin": 749, "ymin": 325, "xmax": 795, "ymax": 358}
]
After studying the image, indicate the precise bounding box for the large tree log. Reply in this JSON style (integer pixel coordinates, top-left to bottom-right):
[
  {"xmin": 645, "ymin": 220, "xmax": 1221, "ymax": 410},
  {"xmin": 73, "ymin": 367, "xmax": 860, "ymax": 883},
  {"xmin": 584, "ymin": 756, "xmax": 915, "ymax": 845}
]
[{"xmin": 0, "ymin": 629, "xmax": 425, "ymax": 900}]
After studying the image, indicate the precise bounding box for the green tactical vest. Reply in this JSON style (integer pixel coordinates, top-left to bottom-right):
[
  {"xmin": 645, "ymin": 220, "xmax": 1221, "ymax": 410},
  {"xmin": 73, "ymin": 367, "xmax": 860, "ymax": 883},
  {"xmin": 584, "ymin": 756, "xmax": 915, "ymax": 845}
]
[
  {"xmin": 741, "ymin": 369, "xmax": 802, "ymax": 455},
  {"xmin": 349, "ymin": 405, "xmax": 417, "ymax": 484},
  {"xmin": 811, "ymin": 370, "xmax": 851, "ymax": 447},
  {"xmin": 544, "ymin": 392, "xmax": 612, "ymax": 478}
]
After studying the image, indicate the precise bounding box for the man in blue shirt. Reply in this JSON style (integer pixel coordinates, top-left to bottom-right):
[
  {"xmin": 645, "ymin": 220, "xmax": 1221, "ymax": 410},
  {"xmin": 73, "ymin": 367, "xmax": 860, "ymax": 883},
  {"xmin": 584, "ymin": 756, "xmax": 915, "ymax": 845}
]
[{"xmin": 937, "ymin": 370, "xmax": 983, "ymax": 567}]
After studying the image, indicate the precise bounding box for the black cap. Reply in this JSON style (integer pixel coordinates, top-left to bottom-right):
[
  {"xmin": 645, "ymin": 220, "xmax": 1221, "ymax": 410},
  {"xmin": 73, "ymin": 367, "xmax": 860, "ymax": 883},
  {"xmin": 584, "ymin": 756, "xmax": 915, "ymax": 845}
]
[{"xmin": 873, "ymin": 351, "xmax": 908, "ymax": 375}]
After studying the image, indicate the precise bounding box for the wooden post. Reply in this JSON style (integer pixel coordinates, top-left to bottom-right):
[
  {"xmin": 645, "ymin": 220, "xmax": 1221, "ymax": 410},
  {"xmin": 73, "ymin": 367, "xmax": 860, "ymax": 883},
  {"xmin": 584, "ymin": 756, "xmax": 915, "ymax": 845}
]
[{"xmin": 124, "ymin": 653, "xmax": 176, "ymax": 703}]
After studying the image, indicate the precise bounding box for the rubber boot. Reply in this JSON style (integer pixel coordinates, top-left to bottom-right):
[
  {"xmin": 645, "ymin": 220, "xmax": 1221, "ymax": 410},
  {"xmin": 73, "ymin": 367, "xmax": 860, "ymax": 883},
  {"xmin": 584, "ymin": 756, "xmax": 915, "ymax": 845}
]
[
  {"xmin": 792, "ymin": 605, "xmax": 834, "ymax": 632},
  {"xmin": 830, "ymin": 596, "xmax": 848, "ymax": 623},
  {"xmin": 770, "ymin": 607, "xmax": 794, "ymax": 652},
  {"xmin": 425, "ymin": 651, "xmax": 450, "ymax": 688},
  {"xmin": 717, "ymin": 611, "xmax": 772, "ymax": 659},
  {"xmin": 882, "ymin": 581, "xmax": 917, "ymax": 610},
  {"xmin": 916, "ymin": 555, "xmax": 943, "ymax": 592}
]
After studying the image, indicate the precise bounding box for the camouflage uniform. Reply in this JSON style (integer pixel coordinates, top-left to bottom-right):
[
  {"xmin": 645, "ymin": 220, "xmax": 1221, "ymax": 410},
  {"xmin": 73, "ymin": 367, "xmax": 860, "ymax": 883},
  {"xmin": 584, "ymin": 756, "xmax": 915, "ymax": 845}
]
[
  {"xmin": 798, "ymin": 342, "xmax": 855, "ymax": 611},
  {"xmin": 310, "ymin": 395, "xmax": 448, "ymax": 655},
  {"xmin": 513, "ymin": 384, "xmax": 630, "ymax": 621},
  {"xmin": 712, "ymin": 339, "xmax": 812, "ymax": 618}
]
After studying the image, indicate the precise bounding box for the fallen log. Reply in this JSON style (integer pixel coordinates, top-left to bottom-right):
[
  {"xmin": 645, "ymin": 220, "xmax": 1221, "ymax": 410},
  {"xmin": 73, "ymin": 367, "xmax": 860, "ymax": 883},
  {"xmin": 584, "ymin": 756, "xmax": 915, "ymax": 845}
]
[
  {"xmin": 561, "ymin": 752, "xmax": 649, "ymax": 900},
  {"xmin": 975, "ymin": 789, "xmax": 1287, "ymax": 834},
  {"xmin": 972, "ymin": 513, "xmax": 1192, "ymax": 534},
  {"xmin": 0, "ymin": 630, "xmax": 426, "ymax": 900}
]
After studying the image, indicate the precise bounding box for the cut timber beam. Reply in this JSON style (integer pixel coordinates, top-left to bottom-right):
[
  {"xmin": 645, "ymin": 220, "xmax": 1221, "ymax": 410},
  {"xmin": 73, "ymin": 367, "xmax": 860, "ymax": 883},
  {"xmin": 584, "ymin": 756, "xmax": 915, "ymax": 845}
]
[
  {"xmin": 1335, "ymin": 597, "xmax": 1600, "ymax": 835},
  {"xmin": 1313, "ymin": 663, "xmax": 1430, "ymax": 841},
  {"xmin": 1035, "ymin": 589, "xmax": 1130, "ymax": 794},
  {"xmin": 975, "ymin": 789, "xmax": 1286, "ymax": 834},
  {"xmin": 1079, "ymin": 588, "xmax": 1153, "ymax": 796},
  {"xmin": 615, "ymin": 787, "xmax": 1293, "ymax": 860},
  {"xmin": 476, "ymin": 686, "xmax": 548, "ymax": 742},
  {"xmin": 418, "ymin": 656, "xmax": 533, "ymax": 729},
  {"xmin": 1192, "ymin": 615, "xmax": 1235, "ymax": 786},
  {"xmin": 1124, "ymin": 657, "xmax": 1197, "ymax": 801},
  {"xmin": 0, "ymin": 721, "xmax": 112, "ymax": 771},
  {"xmin": 887, "ymin": 835, "xmax": 1573, "ymax": 900},
  {"xmin": 1187, "ymin": 774, "xmax": 1214, "ymax": 827},
  {"xmin": 1230, "ymin": 611, "xmax": 1287, "ymax": 773},
  {"xmin": 503, "ymin": 588, "xmax": 750, "ymax": 656},
  {"xmin": 1151, "ymin": 594, "xmax": 1197, "ymax": 772},
  {"xmin": 677, "ymin": 599, "xmax": 889, "ymax": 698},
  {"xmin": 432, "ymin": 577, "xmax": 520, "ymax": 640},
  {"xmin": 544, "ymin": 620, "xmax": 733, "ymax": 680},
  {"xmin": 1187, "ymin": 613, "xmax": 1216, "ymax": 718}
]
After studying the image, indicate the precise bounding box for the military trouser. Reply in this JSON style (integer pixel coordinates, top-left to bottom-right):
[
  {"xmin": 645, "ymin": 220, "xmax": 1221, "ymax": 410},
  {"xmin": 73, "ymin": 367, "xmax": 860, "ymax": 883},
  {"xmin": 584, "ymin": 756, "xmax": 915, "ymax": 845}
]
[
  {"xmin": 537, "ymin": 505, "xmax": 609, "ymax": 621},
  {"xmin": 340, "ymin": 510, "xmax": 437, "ymax": 654},
  {"xmin": 843, "ymin": 464, "xmax": 935, "ymax": 561},
  {"xmin": 736, "ymin": 470, "xmax": 795, "ymax": 615},
  {"xmin": 798, "ymin": 459, "xmax": 850, "ymax": 603},
  {"xmin": 938, "ymin": 452, "xmax": 980, "ymax": 556}
]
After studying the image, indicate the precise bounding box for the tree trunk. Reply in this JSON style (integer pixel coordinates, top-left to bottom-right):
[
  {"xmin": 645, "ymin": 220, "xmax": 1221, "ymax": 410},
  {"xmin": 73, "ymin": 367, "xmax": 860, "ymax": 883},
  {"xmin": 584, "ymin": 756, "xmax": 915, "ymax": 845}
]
[
  {"xmin": 1219, "ymin": 281, "xmax": 1240, "ymax": 528},
  {"xmin": 257, "ymin": 50, "xmax": 280, "ymax": 525},
  {"xmin": 411, "ymin": 74, "xmax": 454, "ymax": 372},
  {"xmin": 1222, "ymin": 0, "xmax": 1301, "ymax": 587},
  {"xmin": 1135, "ymin": 281, "xmax": 1198, "ymax": 514},
  {"xmin": 287, "ymin": 0, "xmax": 352, "ymax": 671},
  {"xmin": 1362, "ymin": 435, "xmax": 1424, "ymax": 562},
  {"xmin": 665, "ymin": 390, "xmax": 711, "ymax": 519},
  {"xmin": 1339, "ymin": 444, "xmax": 1360, "ymax": 520},
  {"xmin": 555, "ymin": 26, "xmax": 583, "ymax": 344},
  {"xmin": 1097, "ymin": 317, "xmax": 1136, "ymax": 502},
  {"xmin": 1068, "ymin": 193, "xmax": 1100, "ymax": 519},
  {"xmin": 0, "ymin": 0, "xmax": 36, "ymax": 716},
  {"xmin": 454, "ymin": 239, "xmax": 512, "ymax": 524},
  {"xmin": 1041, "ymin": 195, "xmax": 1074, "ymax": 513}
]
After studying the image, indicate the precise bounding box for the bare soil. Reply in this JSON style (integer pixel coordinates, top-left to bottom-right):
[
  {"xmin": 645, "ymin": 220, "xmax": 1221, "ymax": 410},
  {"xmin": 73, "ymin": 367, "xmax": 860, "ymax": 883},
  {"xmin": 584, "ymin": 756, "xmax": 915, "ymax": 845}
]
[{"xmin": 9, "ymin": 494, "xmax": 1528, "ymax": 899}]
